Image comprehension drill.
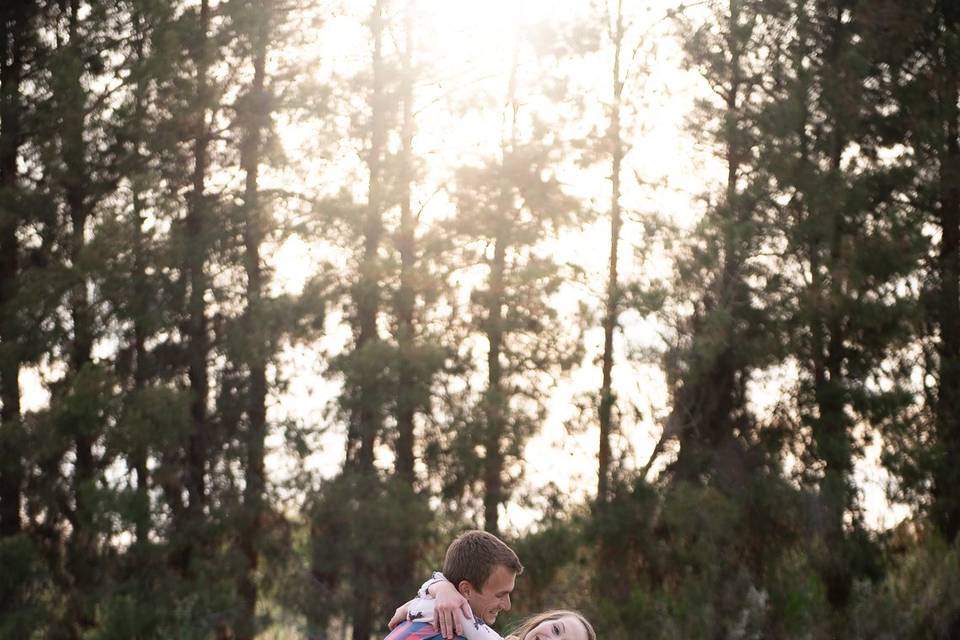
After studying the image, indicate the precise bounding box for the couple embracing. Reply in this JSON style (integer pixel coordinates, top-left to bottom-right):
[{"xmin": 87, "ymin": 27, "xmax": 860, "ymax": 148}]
[{"xmin": 385, "ymin": 530, "xmax": 595, "ymax": 640}]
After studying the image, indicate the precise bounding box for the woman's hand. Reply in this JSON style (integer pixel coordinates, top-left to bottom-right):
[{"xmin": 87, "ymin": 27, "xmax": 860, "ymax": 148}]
[
  {"xmin": 388, "ymin": 600, "xmax": 412, "ymax": 631},
  {"xmin": 430, "ymin": 581, "xmax": 472, "ymax": 640}
]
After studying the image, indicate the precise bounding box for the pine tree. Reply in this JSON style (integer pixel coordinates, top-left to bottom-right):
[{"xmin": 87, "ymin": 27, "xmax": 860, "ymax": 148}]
[
  {"xmin": 342, "ymin": 0, "xmax": 389, "ymax": 476},
  {"xmin": 28, "ymin": 1, "xmax": 129, "ymax": 633},
  {"xmin": 182, "ymin": 0, "xmax": 213, "ymax": 576},
  {"xmin": 666, "ymin": 0, "xmax": 772, "ymax": 487},
  {"xmin": 384, "ymin": 0, "xmax": 441, "ymax": 608},
  {"xmin": 235, "ymin": 0, "xmax": 272, "ymax": 635},
  {"xmin": 323, "ymin": 2, "xmax": 397, "ymax": 637},
  {"xmin": 757, "ymin": 0, "xmax": 921, "ymax": 612},
  {"xmin": 864, "ymin": 0, "xmax": 960, "ymax": 543},
  {"xmin": 440, "ymin": 29, "xmax": 584, "ymax": 535},
  {"xmin": 0, "ymin": 4, "xmax": 46, "ymax": 636},
  {"xmin": 60, "ymin": 3, "xmax": 103, "ymax": 633},
  {"xmin": 597, "ymin": 0, "xmax": 626, "ymax": 509},
  {"xmin": 0, "ymin": 0, "xmax": 31, "ymax": 544},
  {"xmin": 922, "ymin": 0, "xmax": 960, "ymax": 544},
  {"xmin": 395, "ymin": 0, "xmax": 418, "ymax": 489}
]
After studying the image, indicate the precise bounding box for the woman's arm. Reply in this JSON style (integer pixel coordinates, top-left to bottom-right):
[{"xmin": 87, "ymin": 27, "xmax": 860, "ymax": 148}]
[
  {"xmin": 388, "ymin": 600, "xmax": 414, "ymax": 631},
  {"xmin": 405, "ymin": 596, "xmax": 505, "ymax": 640},
  {"xmin": 418, "ymin": 572, "xmax": 473, "ymax": 639}
]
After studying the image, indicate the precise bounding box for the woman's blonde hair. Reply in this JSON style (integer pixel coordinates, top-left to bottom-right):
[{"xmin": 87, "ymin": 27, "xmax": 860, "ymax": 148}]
[{"xmin": 507, "ymin": 609, "xmax": 596, "ymax": 640}]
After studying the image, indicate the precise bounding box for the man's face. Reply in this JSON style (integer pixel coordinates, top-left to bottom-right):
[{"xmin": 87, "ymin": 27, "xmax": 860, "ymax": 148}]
[{"xmin": 463, "ymin": 564, "xmax": 516, "ymax": 625}]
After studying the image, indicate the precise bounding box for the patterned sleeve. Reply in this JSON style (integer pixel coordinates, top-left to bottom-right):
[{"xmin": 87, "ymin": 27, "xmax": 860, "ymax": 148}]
[
  {"xmin": 417, "ymin": 571, "xmax": 447, "ymax": 599},
  {"xmin": 405, "ymin": 596, "xmax": 506, "ymax": 640}
]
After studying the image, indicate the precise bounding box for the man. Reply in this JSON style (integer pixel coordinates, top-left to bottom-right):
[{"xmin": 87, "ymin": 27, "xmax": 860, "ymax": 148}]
[{"xmin": 386, "ymin": 530, "xmax": 523, "ymax": 640}]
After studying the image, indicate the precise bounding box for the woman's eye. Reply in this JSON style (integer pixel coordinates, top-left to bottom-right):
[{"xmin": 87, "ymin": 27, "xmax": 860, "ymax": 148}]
[{"xmin": 552, "ymin": 624, "xmax": 560, "ymax": 635}]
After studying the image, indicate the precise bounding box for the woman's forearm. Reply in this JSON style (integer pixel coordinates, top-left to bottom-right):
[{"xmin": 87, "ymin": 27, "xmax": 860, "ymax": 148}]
[{"xmin": 406, "ymin": 596, "xmax": 505, "ymax": 640}]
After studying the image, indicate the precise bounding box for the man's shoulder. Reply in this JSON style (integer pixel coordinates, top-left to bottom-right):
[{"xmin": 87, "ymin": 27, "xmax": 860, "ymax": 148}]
[{"xmin": 385, "ymin": 620, "xmax": 464, "ymax": 640}]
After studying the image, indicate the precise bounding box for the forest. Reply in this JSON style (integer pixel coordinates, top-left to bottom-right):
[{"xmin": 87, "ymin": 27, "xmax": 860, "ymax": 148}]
[{"xmin": 1, "ymin": 0, "xmax": 960, "ymax": 638}]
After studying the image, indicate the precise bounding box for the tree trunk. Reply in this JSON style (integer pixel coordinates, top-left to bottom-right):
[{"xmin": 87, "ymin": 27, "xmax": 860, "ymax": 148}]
[
  {"xmin": 395, "ymin": 0, "xmax": 417, "ymax": 488},
  {"xmin": 348, "ymin": 4, "xmax": 386, "ymax": 639},
  {"xmin": 807, "ymin": 4, "xmax": 855, "ymax": 609},
  {"xmin": 397, "ymin": 0, "xmax": 419, "ymax": 487},
  {"xmin": 61, "ymin": 1, "xmax": 98, "ymax": 633},
  {"xmin": 483, "ymin": 39, "xmax": 520, "ymax": 536},
  {"xmin": 236, "ymin": 5, "xmax": 270, "ymax": 638},
  {"xmin": 670, "ymin": 0, "xmax": 746, "ymax": 485},
  {"xmin": 483, "ymin": 231, "xmax": 506, "ymax": 537},
  {"xmin": 598, "ymin": 0, "xmax": 624, "ymax": 506},
  {"xmin": 388, "ymin": 0, "xmax": 420, "ymax": 608},
  {"xmin": 181, "ymin": 0, "xmax": 212, "ymax": 576},
  {"xmin": 0, "ymin": 0, "xmax": 27, "ymax": 542},
  {"xmin": 934, "ymin": 10, "xmax": 960, "ymax": 542},
  {"xmin": 346, "ymin": 0, "xmax": 386, "ymax": 474},
  {"xmin": 129, "ymin": 7, "xmax": 151, "ymax": 550}
]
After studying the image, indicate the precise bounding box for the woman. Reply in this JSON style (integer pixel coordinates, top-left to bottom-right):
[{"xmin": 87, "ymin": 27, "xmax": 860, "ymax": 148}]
[
  {"xmin": 506, "ymin": 610, "xmax": 595, "ymax": 640},
  {"xmin": 390, "ymin": 589, "xmax": 595, "ymax": 640}
]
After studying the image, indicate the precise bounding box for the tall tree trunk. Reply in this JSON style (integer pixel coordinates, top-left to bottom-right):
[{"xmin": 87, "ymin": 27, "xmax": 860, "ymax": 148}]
[
  {"xmin": 181, "ymin": 0, "xmax": 212, "ymax": 575},
  {"xmin": 395, "ymin": 0, "xmax": 416, "ymax": 488},
  {"xmin": 807, "ymin": 4, "xmax": 855, "ymax": 609},
  {"xmin": 389, "ymin": 0, "xmax": 419, "ymax": 607},
  {"xmin": 130, "ymin": 7, "xmax": 151, "ymax": 550},
  {"xmin": 594, "ymin": 2, "xmax": 628, "ymax": 606},
  {"xmin": 0, "ymin": 1, "xmax": 27, "ymax": 542},
  {"xmin": 483, "ymin": 38, "xmax": 520, "ymax": 536},
  {"xmin": 671, "ymin": 0, "xmax": 746, "ymax": 484},
  {"xmin": 236, "ymin": 5, "xmax": 270, "ymax": 637},
  {"xmin": 61, "ymin": 1, "xmax": 98, "ymax": 633},
  {"xmin": 483, "ymin": 231, "xmax": 506, "ymax": 537},
  {"xmin": 346, "ymin": 0, "xmax": 386, "ymax": 474},
  {"xmin": 347, "ymin": 4, "xmax": 386, "ymax": 638},
  {"xmin": 934, "ymin": 6, "xmax": 960, "ymax": 542},
  {"xmin": 598, "ymin": 0, "xmax": 624, "ymax": 506}
]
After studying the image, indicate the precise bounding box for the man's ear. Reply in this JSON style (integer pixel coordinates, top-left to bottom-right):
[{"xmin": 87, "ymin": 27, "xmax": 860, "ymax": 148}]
[{"xmin": 457, "ymin": 580, "xmax": 474, "ymax": 597}]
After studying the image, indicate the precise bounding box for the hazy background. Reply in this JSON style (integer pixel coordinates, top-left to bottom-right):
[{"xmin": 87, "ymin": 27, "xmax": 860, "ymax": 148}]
[{"xmin": 1, "ymin": 0, "xmax": 959, "ymax": 638}]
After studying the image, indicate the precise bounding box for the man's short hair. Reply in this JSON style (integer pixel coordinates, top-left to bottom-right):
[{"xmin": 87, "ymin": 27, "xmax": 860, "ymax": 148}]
[{"xmin": 442, "ymin": 530, "xmax": 523, "ymax": 592}]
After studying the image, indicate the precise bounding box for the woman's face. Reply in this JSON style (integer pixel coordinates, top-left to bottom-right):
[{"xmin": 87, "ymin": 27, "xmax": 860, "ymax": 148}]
[{"xmin": 523, "ymin": 614, "xmax": 589, "ymax": 640}]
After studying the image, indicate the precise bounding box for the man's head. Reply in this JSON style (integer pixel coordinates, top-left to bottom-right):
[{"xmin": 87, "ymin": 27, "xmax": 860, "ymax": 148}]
[{"xmin": 442, "ymin": 530, "xmax": 523, "ymax": 625}]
